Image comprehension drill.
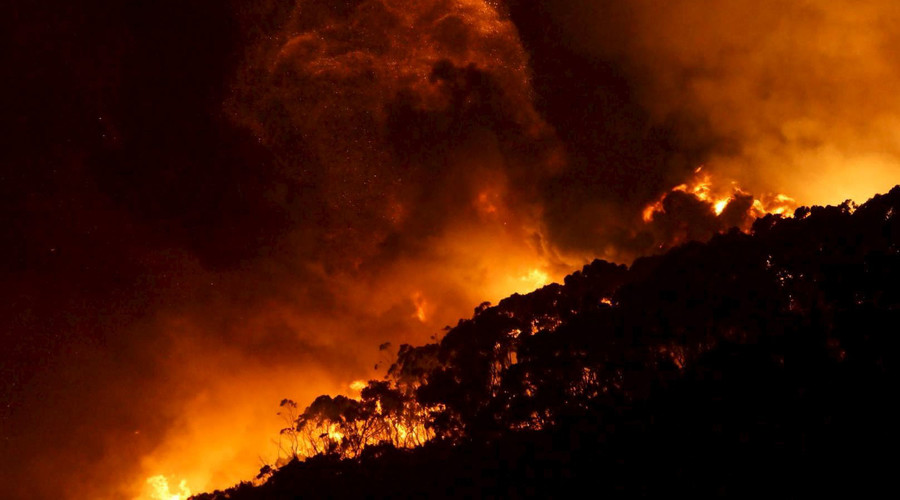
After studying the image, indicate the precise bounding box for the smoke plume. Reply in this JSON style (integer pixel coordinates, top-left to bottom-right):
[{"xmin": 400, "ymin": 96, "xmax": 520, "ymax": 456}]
[{"xmin": 3, "ymin": 1, "xmax": 899, "ymax": 498}]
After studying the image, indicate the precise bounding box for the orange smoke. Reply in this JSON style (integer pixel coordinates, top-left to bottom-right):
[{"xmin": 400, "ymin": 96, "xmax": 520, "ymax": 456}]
[
  {"xmin": 112, "ymin": 1, "xmax": 899, "ymax": 498},
  {"xmin": 121, "ymin": 1, "xmax": 569, "ymax": 495},
  {"xmin": 555, "ymin": 0, "xmax": 900, "ymax": 207},
  {"xmin": 128, "ymin": 236, "xmax": 568, "ymax": 498},
  {"xmin": 10, "ymin": 1, "xmax": 900, "ymax": 499}
]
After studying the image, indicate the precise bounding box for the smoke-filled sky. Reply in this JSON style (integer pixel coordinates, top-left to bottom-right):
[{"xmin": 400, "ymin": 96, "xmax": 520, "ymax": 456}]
[{"xmin": 2, "ymin": 1, "xmax": 899, "ymax": 498}]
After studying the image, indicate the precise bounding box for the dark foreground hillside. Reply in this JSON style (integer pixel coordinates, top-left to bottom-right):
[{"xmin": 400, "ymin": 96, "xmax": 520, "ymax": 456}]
[{"xmin": 196, "ymin": 187, "xmax": 900, "ymax": 499}]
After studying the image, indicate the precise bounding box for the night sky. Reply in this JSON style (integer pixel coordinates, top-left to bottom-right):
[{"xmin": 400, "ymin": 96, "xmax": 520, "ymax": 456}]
[{"xmin": 3, "ymin": 1, "xmax": 900, "ymax": 498}]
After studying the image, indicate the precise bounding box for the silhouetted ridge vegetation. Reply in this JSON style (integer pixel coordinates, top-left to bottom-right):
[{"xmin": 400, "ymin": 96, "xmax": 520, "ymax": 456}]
[{"xmin": 196, "ymin": 187, "xmax": 900, "ymax": 498}]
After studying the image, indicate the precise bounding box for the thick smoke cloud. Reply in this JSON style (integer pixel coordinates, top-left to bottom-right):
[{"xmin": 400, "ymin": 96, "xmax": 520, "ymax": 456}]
[
  {"xmin": 518, "ymin": 0, "xmax": 900, "ymax": 213},
  {"xmin": 228, "ymin": 0, "xmax": 562, "ymax": 270},
  {"xmin": 4, "ymin": 1, "xmax": 568, "ymax": 498},
  {"xmin": 3, "ymin": 0, "xmax": 900, "ymax": 498},
  {"xmin": 502, "ymin": 0, "xmax": 900, "ymax": 259},
  {"xmin": 123, "ymin": 2, "xmax": 581, "ymax": 496}
]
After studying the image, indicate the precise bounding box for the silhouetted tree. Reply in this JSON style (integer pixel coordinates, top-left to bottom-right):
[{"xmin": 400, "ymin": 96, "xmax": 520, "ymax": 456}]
[{"xmin": 196, "ymin": 186, "xmax": 900, "ymax": 499}]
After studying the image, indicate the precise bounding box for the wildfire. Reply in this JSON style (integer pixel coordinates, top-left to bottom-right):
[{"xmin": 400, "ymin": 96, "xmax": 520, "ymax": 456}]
[
  {"xmin": 144, "ymin": 475, "xmax": 191, "ymax": 500},
  {"xmin": 326, "ymin": 424, "xmax": 345, "ymax": 442},
  {"xmin": 751, "ymin": 193, "xmax": 797, "ymax": 217},
  {"xmin": 714, "ymin": 198, "xmax": 729, "ymax": 216},
  {"xmin": 283, "ymin": 401, "xmax": 435, "ymax": 461},
  {"xmin": 642, "ymin": 167, "xmax": 798, "ymax": 224}
]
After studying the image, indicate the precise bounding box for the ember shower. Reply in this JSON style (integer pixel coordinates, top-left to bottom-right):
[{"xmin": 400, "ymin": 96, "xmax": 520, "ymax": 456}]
[{"xmin": 2, "ymin": 1, "xmax": 899, "ymax": 498}]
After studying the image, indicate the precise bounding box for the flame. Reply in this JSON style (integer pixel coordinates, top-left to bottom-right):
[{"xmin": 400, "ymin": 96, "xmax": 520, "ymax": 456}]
[
  {"xmin": 751, "ymin": 193, "xmax": 797, "ymax": 217},
  {"xmin": 520, "ymin": 268, "xmax": 551, "ymax": 293},
  {"xmin": 88, "ymin": 0, "xmax": 900, "ymax": 494},
  {"xmin": 326, "ymin": 424, "xmax": 344, "ymax": 442},
  {"xmin": 713, "ymin": 198, "xmax": 730, "ymax": 215},
  {"xmin": 411, "ymin": 292, "xmax": 429, "ymax": 323},
  {"xmin": 285, "ymin": 403, "xmax": 436, "ymax": 461},
  {"xmin": 144, "ymin": 475, "xmax": 191, "ymax": 500},
  {"xmin": 642, "ymin": 167, "xmax": 798, "ymax": 224},
  {"xmin": 642, "ymin": 199, "xmax": 665, "ymax": 222},
  {"xmin": 125, "ymin": 220, "xmax": 574, "ymax": 498},
  {"xmin": 349, "ymin": 379, "xmax": 367, "ymax": 393}
]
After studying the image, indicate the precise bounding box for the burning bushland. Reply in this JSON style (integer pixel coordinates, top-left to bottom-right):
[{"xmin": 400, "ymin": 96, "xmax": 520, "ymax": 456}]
[
  {"xmin": 8, "ymin": 2, "xmax": 900, "ymax": 498},
  {"xmin": 194, "ymin": 188, "xmax": 900, "ymax": 498}
]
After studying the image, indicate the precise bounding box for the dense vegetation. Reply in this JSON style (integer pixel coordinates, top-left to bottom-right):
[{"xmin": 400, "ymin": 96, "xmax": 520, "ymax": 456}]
[{"xmin": 196, "ymin": 187, "xmax": 900, "ymax": 498}]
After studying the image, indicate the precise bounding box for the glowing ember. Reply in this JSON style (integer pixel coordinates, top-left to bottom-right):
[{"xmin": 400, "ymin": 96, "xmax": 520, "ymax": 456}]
[{"xmin": 475, "ymin": 190, "xmax": 501, "ymax": 216}]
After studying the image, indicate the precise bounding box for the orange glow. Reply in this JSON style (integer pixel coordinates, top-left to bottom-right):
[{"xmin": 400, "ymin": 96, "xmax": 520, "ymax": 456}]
[
  {"xmin": 118, "ymin": 1, "xmax": 894, "ymax": 497},
  {"xmin": 520, "ymin": 268, "xmax": 551, "ymax": 292},
  {"xmin": 283, "ymin": 398, "xmax": 436, "ymax": 461},
  {"xmin": 17, "ymin": 1, "xmax": 900, "ymax": 498},
  {"xmin": 642, "ymin": 199, "xmax": 664, "ymax": 222},
  {"xmin": 751, "ymin": 194, "xmax": 797, "ymax": 217},
  {"xmin": 412, "ymin": 292, "xmax": 429, "ymax": 323},
  {"xmin": 126, "ymin": 337, "xmax": 348, "ymax": 499},
  {"xmin": 144, "ymin": 475, "xmax": 190, "ymax": 500},
  {"xmin": 349, "ymin": 380, "xmax": 367, "ymax": 393},
  {"xmin": 714, "ymin": 198, "xmax": 730, "ymax": 215},
  {"xmin": 475, "ymin": 190, "xmax": 501, "ymax": 216},
  {"xmin": 122, "ymin": 207, "xmax": 579, "ymax": 499},
  {"xmin": 642, "ymin": 166, "xmax": 798, "ymax": 225},
  {"xmin": 642, "ymin": 168, "xmax": 735, "ymax": 222}
]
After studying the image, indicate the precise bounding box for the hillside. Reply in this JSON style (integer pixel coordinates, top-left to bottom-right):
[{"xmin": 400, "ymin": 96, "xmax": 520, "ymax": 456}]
[{"xmin": 195, "ymin": 186, "xmax": 900, "ymax": 498}]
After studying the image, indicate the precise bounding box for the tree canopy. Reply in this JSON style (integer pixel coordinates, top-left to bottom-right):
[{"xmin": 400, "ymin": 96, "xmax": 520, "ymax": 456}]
[{"xmin": 196, "ymin": 186, "xmax": 900, "ymax": 499}]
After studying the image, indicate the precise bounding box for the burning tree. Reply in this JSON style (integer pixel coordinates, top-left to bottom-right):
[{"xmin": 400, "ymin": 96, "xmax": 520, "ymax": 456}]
[
  {"xmin": 277, "ymin": 382, "xmax": 434, "ymax": 462},
  {"xmin": 197, "ymin": 186, "xmax": 900, "ymax": 499}
]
